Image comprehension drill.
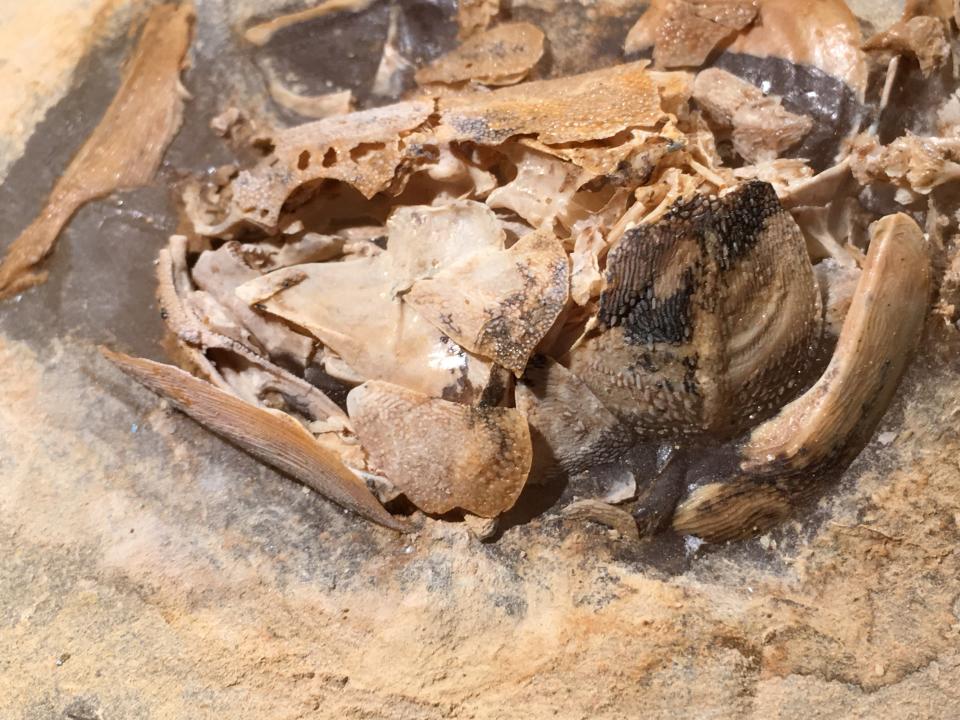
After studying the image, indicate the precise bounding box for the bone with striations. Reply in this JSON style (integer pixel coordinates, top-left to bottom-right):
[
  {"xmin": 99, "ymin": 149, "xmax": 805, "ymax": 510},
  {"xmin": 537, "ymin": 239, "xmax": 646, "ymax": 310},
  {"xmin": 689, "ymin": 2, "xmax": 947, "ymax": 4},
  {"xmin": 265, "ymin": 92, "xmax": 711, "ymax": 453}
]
[
  {"xmin": 673, "ymin": 213, "xmax": 932, "ymax": 541},
  {"xmin": 567, "ymin": 181, "xmax": 823, "ymax": 442}
]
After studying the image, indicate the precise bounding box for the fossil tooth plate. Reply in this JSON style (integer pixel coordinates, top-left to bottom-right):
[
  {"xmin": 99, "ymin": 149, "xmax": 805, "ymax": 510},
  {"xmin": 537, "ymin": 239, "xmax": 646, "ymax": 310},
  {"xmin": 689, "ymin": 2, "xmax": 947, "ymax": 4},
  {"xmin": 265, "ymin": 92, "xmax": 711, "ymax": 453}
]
[{"xmin": 567, "ymin": 180, "xmax": 823, "ymax": 441}]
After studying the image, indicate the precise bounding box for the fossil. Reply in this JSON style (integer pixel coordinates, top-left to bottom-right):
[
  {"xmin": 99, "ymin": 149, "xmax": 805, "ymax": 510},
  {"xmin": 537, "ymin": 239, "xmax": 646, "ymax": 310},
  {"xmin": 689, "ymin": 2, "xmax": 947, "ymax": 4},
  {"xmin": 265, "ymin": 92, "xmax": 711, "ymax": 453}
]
[
  {"xmin": 100, "ymin": 3, "xmax": 945, "ymax": 544},
  {"xmin": 527, "ymin": 190, "xmax": 931, "ymax": 541},
  {"xmin": 0, "ymin": 3, "xmax": 193, "ymax": 300}
]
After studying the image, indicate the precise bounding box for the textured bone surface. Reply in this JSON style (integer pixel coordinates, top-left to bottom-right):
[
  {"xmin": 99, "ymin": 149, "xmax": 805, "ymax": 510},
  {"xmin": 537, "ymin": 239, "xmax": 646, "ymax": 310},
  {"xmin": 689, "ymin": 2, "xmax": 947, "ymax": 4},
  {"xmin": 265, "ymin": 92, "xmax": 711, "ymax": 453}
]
[
  {"xmin": 406, "ymin": 228, "xmax": 570, "ymax": 374},
  {"xmin": 211, "ymin": 100, "xmax": 433, "ymax": 232},
  {"xmin": 415, "ymin": 22, "xmax": 544, "ymax": 86},
  {"xmin": 347, "ymin": 381, "xmax": 532, "ymax": 516},
  {"xmin": 102, "ymin": 350, "xmax": 404, "ymax": 532},
  {"xmin": 625, "ymin": 0, "xmax": 760, "ymax": 67},
  {"xmin": 438, "ymin": 61, "xmax": 664, "ymax": 144},
  {"xmin": 849, "ymin": 133, "xmax": 960, "ymax": 194},
  {"xmin": 673, "ymin": 213, "xmax": 932, "ymax": 541},
  {"xmin": 235, "ymin": 256, "xmax": 496, "ymax": 403},
  {"xmin": 567, "ymin": 181, "xmax": 822, "ymax": 440},
  {"xmin": 516, "ymin": 357, "xmax": 634, "ymax": 481}
]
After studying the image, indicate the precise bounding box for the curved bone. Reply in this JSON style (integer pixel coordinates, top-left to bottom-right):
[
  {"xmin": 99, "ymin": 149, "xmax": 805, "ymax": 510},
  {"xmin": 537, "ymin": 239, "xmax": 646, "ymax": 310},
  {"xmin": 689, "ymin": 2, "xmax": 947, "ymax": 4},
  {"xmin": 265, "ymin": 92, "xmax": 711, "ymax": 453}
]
[
  {"xmin": 673, "ymin": 213, "xmax": 932, "ymax": 541},
  {"xmin": 561, "ymin": 500, "xmax": 640, "ymax": 542},
  {"xmin": 192, "ymin": 241, "xmax": 316, "ymax": 369},
  {"xmin": 101, "ymin": 349, "xmax": 406, "ymax": 532},
  {"xmin": 0, "ymin": 4, "xmax": 193, "ymax": 300}
]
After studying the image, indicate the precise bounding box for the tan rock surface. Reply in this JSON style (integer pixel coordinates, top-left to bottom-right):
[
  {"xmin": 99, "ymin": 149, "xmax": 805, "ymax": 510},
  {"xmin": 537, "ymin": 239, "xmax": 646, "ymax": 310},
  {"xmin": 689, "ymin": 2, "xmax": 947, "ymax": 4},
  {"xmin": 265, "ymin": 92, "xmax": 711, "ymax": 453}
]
[{"xmin": 1, "ymin": 319, "xmax": 959, "ymax": 718}]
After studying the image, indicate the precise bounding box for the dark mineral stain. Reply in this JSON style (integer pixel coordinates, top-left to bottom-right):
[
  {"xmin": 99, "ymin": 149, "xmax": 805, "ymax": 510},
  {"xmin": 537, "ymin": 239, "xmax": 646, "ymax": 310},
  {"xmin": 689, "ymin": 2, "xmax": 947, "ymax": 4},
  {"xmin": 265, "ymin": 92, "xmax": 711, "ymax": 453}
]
[
  {"xmin": 599, "ymin": 182, "xmax": 780, "ymax": 347},
  {"xmin": 709, "ymin": 180, "xmax": 781, "ymax": 270},
  {"xmin": 63, "ymin": 696, "xmax": 102, "ymax": 720},
  {"xmin": 602, "ymin": 261, "xmax": 697, "ymax": 346},
  {"xmin": 491, "ymin": 592, "xmax": 528, "ymax": 618},
  {"xmin": 713, "ymin": 52, "xmax": 867, "ymax": 170}
]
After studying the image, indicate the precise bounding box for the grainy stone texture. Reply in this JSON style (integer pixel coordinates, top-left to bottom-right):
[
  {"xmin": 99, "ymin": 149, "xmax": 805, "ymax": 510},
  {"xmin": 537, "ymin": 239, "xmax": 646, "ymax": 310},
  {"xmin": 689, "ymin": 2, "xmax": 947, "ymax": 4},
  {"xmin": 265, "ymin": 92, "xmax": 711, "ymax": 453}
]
[
  {"xmin": 6, "ymin": 1, "xmax": 960, "ymax": 718},
  {"xmin": 2, "ymin": 319, "xmax": 959, "ymax": 719}
]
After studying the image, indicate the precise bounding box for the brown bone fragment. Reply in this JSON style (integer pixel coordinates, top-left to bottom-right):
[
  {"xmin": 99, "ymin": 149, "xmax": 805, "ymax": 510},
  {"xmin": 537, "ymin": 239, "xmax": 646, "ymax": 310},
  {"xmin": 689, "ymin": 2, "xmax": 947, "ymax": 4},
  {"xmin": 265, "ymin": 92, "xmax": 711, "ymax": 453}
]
[
  {"xmin": 673, "ymin": 213, "xmax": 932, "ymax": 541},
  {"xmin": 0, "ymin": 4, "xmax": 193, "ymax": 299}
]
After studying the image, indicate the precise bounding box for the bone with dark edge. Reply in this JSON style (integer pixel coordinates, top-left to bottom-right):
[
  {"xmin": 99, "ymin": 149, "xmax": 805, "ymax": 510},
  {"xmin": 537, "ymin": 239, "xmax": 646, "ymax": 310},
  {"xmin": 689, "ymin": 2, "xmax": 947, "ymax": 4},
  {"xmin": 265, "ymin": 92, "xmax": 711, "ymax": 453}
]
[{"xmin": 673, "ymin": 213, "xmax": 932, "ymax": 542}]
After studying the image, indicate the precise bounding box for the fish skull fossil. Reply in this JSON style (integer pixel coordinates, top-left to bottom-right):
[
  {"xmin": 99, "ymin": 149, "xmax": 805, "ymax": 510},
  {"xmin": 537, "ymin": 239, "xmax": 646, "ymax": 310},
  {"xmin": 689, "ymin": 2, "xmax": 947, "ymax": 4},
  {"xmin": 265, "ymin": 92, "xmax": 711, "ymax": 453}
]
[
  {"xmin": 108, "ymin": 180, "xmax": 931, "ymax": 544},
  {"xmin": 99, "ymin": 42, "xmax": 935, "ymax": 543}
]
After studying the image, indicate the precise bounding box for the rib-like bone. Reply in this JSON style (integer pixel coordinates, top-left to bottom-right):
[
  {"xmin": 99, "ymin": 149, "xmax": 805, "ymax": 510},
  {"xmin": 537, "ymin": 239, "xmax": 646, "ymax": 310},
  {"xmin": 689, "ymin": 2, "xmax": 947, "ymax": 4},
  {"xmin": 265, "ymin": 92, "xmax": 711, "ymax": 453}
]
[
  {"xmin": 191, "ymin": 241, "xmax": 316, "ymax": 369},
  {"xmin": 101, "ymin": 349, "xmax": 406, "ymax": 532},
  {"xmin": 673, "ymin": 213, "xmax": 932, "ymax": 541},
  {"xmin": 243, "ymin": 0, "xmax": 376, "ymax": 45}
]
